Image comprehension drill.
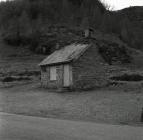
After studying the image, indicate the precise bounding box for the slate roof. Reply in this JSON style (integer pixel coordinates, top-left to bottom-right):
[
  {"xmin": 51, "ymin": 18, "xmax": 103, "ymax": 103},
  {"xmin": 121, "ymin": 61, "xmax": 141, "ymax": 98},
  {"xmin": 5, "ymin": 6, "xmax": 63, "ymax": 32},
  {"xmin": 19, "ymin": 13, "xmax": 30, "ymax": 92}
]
[{"xmin": 39, "ymin": 43, "xmax": 89, "ymax": 66}]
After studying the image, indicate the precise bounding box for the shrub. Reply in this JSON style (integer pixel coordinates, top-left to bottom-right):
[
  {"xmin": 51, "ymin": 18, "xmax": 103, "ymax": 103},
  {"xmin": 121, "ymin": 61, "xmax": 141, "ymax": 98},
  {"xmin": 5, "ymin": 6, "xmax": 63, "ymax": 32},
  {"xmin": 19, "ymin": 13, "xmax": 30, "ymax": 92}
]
[
  {"xmin": 18, "ymin": 71, "xmax": 40, "ymax": 76},
  {"xmin": 3, "ymin": 33, "xmax": 21, "ymax": 46},
  {"xmin": 110, "ymin": 74, "xmax": 143, "ymax": 82},
  {"xmin": 3, "ymin": 33, "xmax": 31, "ymax": 46},
  {"xmin": 2, "ymin": 76, "xmax": 31, "ymax": 82},
  {"xmin": 98, "ymin": 43, "xmax": 131, "ymax": 65}
]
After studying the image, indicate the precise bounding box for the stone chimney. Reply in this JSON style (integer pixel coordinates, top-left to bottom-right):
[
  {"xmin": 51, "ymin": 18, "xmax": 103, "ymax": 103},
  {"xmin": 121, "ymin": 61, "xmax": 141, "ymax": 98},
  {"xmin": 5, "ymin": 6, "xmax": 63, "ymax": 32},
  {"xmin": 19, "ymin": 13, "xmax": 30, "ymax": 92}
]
[
  {"xmin": 84, "ymin": 28, "xmax": 94, "ymax": 38},
  {"xmin": 84, "ymin": 29, "xmax": 90, "ymax": 38}
]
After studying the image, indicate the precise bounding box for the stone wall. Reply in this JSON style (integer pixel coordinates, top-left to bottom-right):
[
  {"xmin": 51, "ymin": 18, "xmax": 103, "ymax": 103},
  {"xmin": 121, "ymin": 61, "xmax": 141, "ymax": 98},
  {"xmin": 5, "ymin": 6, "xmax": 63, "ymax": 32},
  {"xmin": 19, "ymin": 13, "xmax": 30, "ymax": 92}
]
[
  {"xmin": 41, "ymin": 65, "xmax": 64, "ymax": 89},
  {"xmin": 71, "ymin": 44, "xmax": 110, "ymax": 90}
]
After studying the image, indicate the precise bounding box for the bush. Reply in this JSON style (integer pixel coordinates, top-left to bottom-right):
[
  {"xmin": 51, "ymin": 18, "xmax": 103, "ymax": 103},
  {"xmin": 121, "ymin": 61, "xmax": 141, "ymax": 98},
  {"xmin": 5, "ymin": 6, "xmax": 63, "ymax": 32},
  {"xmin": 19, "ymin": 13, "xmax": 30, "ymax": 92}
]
[
  {"xmin": 2, "ymin": 76, "xmax": 31, "ymax": 82},
  {"xmin": 18, "ymin": 71, "xmax": 40, "ymax": 76},
  {"xmin": 3, "ymin": 33, "xmax": 21, "ymax": 46},
  {"xmin": 98, "ymin": 43, "xmax": 131, "ymax": 65},
  {"xmin": 3, "ymin": 33, "xmax": 31, "ymax": 46},
  {"xmin": 110, "ymin": 74, "xmax": 143, "ymax": 82},
  {"xmin": 20, "ymin": 35, "xmax": 32, "ymax": 45}
]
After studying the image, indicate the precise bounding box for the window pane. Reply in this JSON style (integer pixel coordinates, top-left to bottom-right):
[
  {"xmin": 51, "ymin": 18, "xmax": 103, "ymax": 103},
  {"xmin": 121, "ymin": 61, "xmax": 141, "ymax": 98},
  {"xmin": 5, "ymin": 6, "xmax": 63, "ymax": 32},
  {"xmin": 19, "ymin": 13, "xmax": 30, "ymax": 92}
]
[{"xmin": 50, "ymin": 66, "xmax": 57, "ymax": 80}]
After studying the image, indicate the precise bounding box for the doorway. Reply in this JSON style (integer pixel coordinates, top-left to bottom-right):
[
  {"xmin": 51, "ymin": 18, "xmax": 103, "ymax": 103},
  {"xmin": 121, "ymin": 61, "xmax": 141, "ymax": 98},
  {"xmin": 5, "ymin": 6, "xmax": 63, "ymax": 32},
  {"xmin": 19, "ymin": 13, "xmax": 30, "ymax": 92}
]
[{"xmin": 63, "ymin": 64, "xmax": 72, "ymax": 87}]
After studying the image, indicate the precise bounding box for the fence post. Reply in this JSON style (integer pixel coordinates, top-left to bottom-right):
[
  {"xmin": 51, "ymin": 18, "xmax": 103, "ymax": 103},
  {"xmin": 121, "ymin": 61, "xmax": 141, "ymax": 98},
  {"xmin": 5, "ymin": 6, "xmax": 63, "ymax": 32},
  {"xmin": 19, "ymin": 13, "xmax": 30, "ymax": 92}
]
[{"xmin": 141, "ymin": 108, "xmax": 143, "ymax": 122}]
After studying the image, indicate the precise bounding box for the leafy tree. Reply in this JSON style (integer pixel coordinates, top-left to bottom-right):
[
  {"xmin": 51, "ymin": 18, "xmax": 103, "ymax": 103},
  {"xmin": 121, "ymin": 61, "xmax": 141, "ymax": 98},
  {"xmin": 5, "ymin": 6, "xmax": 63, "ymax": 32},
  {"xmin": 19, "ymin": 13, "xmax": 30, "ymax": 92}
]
[{"xmin": 19, "ymin": 11, "xmax": 31, "ymax": 36}]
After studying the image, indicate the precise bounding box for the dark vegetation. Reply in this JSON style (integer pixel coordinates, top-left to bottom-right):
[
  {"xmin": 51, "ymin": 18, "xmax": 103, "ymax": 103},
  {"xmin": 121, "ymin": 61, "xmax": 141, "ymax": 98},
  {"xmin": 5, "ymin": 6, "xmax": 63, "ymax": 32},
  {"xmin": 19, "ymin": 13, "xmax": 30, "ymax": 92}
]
[
  {"xmin": 0, "ymin": 71, "xmax": 40, "ymax": 83},
  {"xmin": 141, "ymin": 108, "xmax": 143, "ymax": 122},
  {"xmin": 0, "ymin": 0, "xmax": 143, "ymax": 56},
  {"xmin": 97, "ymin": 42, "xmax": 131, "ymax": 65},
  {"xmin": 18, "ymin": 71, "xmax": 40, "ymax": 76},
  {"xmin": 0, "ymin": 0, "xmax": 106, "ymax": 53},
  {"xmin": 2, "ymin": 76, "xmax": 31, "ymax": 82},
  {"xmin": 111, "ymin": 74, "xmax": 143, "ymax": 82}
]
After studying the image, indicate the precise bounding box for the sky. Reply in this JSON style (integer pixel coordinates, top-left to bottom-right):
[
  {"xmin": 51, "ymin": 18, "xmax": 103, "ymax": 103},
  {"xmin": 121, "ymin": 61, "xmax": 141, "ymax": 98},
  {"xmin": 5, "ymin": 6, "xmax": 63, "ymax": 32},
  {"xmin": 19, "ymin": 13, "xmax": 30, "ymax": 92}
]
[
  {"xmin": 101, "ymin": 0, "xmax": 143, "ymax": 10},
  {"xmin": 0, "ymin": 0, "xmax": 143, "ymax": 10}
]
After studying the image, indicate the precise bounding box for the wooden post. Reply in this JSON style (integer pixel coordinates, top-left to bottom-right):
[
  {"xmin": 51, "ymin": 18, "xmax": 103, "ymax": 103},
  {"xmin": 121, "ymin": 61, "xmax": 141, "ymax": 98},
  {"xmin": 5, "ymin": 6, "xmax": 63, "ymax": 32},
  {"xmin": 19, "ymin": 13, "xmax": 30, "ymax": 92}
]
[{"xmin": 141, "ymin": 108, "xmax": 143, "ymax": 122}]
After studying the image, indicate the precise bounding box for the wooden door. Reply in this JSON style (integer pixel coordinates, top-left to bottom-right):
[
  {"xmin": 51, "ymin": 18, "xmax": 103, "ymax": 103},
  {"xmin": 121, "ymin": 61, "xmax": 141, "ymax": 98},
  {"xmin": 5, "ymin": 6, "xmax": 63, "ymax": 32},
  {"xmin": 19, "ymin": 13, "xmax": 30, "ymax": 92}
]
[{"xmin": 63, "ymin": 64, "xmax": 72, "ymax": 87}]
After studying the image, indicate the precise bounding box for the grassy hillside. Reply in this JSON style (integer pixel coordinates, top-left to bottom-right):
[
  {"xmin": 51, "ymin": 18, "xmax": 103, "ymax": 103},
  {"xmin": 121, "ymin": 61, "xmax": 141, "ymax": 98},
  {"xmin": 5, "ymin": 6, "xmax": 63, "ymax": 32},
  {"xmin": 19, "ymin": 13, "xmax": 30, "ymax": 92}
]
[
  {"xmin": 116, "ymin": 6, "xmax": 143, "ymax": 51},
  {"xmin": 0, "ymin": 37, "xmax": 45, "ymax": 88},
  {"xmin": 119, "ymin": 6, "xmax": 143, "ymax": 23},
  {"xmin": 0, "ymin": 0, "xmax": 142, "ymax": 54}
]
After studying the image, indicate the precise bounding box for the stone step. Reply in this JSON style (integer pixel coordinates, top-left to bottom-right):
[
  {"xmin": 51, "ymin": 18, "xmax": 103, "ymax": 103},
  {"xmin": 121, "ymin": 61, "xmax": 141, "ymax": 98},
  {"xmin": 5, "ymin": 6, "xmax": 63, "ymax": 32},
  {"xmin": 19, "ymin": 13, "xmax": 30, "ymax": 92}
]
[{"xmin": 57, "ymin": 87, "xmax": 71, "ymax": 93}]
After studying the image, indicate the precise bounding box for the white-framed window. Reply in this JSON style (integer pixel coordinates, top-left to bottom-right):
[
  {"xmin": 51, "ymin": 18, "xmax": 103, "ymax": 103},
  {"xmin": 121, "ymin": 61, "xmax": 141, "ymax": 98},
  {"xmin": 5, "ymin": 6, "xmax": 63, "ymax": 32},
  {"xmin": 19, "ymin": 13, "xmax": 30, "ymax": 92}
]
[{"xmin": 50, "ymin": 66, "xmax": 57, "ymax": 81}]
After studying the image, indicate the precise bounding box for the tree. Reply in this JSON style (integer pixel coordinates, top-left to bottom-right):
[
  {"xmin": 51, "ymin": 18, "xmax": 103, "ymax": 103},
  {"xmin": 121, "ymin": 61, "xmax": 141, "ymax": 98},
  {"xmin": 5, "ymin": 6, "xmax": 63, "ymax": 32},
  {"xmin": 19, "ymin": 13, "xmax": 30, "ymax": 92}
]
[
  {"xmin": 90, "ymin": 6, "xmax": 102, "ymax": 28},
  {"xmin": 19, "ymin": 11, "xmax": 31, "ymax": 36},
  {"xmin": 100, "ymin": 12, "xmax": 112, "ymax": 33},
  {"xmin": 120, "ymin": 17, "xmax": 133, "ymax": 43}
]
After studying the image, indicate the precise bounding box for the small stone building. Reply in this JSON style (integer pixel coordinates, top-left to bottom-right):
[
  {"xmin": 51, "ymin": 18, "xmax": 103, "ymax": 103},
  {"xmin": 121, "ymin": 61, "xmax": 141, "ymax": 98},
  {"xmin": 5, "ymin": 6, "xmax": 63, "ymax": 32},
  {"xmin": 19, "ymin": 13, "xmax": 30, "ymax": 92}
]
[{"xmin": 39, "ymin": 43, "xmax": 108, "ymax": 90}]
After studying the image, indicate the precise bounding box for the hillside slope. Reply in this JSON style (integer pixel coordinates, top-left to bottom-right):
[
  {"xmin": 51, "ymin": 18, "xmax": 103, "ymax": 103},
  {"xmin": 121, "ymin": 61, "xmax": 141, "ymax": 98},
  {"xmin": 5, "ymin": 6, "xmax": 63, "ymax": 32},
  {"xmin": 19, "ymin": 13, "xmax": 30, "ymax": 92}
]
[
  {"xmin": 119, "ymin": 6, "xmax": 143, "ymax": 24},
  {"xmin": 115, "ymin": 6, "xmax": 143, "ymax": 51},
  {"xmin": 0, "ymin": 37, "xmax": 45, "ymax": 87},
  {"xmin": 0, "ymin": 1, "xmax": 143, "ymax": 53}
]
